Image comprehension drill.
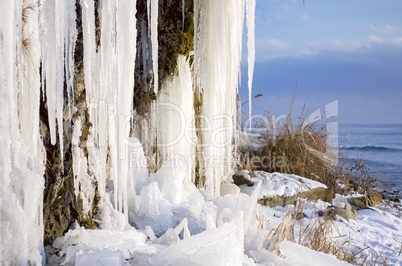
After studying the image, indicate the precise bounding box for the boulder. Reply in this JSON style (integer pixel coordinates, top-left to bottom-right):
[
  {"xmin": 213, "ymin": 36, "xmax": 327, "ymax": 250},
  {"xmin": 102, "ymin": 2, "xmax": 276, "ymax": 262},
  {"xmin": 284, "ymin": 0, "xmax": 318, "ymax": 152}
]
[
  {"xmin": 233, "ymin": 170, "xmax": 254, "ymax": 187},
  {"xmin": 324, "ymin": 205, "xmax": 357, "ymax": 221},
  {"xmin": 347, "ymin": 193, "xmax": 382, "ymax": 210},
  {"xmin": 286, "ymin": 187, "xmax": 334, "ymax": 205},
  {"xmin": 258, "ymin": 187, "xmax": 334, "ymax": 208}
]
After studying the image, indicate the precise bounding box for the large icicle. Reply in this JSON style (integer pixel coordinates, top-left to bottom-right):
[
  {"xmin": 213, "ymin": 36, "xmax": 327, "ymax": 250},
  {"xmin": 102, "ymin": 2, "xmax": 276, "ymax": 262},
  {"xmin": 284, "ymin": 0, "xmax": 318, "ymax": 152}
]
[
  {"xmin": 65, "ymin": 0, "xmax": 77, "ymax": 117},
  {"xmin": 0, "ymin": 0, "xmax": 45, "ymax": 264},
  {"xmin": 81, "ymin": 0, "xmax": 96, "ymax": 103},
  {"xmin": 40, "ymin": 1, "xmax": 58, "ymax": 145},
  {"xmin": 246, "ymin": 0, "xmax": 256, "ymax": 130},
  {"xmin": 94, "ymin": 0, "xmax": 137, "ymax": 217},
  {"xmin": 115, "ymin": 0, "xmax": 137, "ymax": 215},
  {"xmin": 194, "ymin": 0, "xmax": 246, "ymax": 196},
  {"xmin": 41, "ymin": 0, "xmax": 77, "ymax": 161},
  {"xmin": 151, "ymin": 0, "xmax": 159, "ymax": 94},
  {"xmin": 156, "ymin": 55, "xmax": 195, "ymax": 204}
]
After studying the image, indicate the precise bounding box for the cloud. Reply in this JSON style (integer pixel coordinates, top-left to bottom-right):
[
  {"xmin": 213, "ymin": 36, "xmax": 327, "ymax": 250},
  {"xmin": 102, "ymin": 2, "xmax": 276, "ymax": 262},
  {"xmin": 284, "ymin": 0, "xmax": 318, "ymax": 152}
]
[
  {"xmin": 383, "ymin": 24, "xmax": 396, "ymax": 33},
  {"xmin": 309, "ymin": 39, "xmax": 363, "ymax": 52},
  {"xmin": 370, "ymin": 35, "xmax": 383, "ymax": 43},
  {"xmin": 257, "ymin": 38, "xmax": 291, "ymax": 50},
  {"xmin": 296, "ymin": 12, "xmax": 309, "ymax": 21},
  {"xmin": 393, "ymin": 37, "xmax": 402, "ymax": 46},
  {"xmin": 369, "ymin": 23, "xmax": 400, "ymax": 34}
]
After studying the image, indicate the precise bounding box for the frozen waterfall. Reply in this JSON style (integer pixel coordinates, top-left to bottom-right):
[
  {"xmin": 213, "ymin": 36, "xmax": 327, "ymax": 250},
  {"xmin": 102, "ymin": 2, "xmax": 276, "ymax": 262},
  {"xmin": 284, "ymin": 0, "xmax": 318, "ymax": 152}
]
[{"xmin": 0, "ymin": 0, "xmax": 256, "ymax": 264}]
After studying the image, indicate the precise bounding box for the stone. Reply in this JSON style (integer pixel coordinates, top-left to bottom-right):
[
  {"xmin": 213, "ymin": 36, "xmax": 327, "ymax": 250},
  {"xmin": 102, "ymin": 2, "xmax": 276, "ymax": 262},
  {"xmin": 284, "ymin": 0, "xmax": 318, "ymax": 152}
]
[
  {"xmin": 324, "ymin": 205, "xmax": 357, "ymax": 221},
  {"xmin": 258, "ymin": 188, "xmax": 334, "ymax": 208},
  {"xmin": 347, "ymin": 193, "xmax": 382, "ymax": 210},
  {"xmin": 233, "ymin": 171, "xmax": 254, "ymax": 187}
]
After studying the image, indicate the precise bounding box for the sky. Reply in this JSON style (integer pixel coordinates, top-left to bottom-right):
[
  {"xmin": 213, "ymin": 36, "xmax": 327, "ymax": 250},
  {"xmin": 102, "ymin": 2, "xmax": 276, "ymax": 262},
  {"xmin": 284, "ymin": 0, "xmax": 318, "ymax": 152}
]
[{"xmin": 240, "ymin": 0, "xmax": 402, "ymax": 124}]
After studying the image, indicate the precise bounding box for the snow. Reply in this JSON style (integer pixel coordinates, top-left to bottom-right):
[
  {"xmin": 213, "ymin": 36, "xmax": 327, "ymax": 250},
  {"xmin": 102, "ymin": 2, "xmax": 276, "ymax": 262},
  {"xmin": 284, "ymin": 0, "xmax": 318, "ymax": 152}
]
[
  {"xmin": 279, "ymin": 241, "xmax": 351, "ymax": 266},
  {"xmin": 2, "ymin": 1, "xmax": 402, "ymax": 265},
  {"xmin": 241, "ymin": 171, "xmax": 327, "ymax": 198},
  {"xmin": 149, "ymin": 222, "xmax": 244, "ymax": 266}
]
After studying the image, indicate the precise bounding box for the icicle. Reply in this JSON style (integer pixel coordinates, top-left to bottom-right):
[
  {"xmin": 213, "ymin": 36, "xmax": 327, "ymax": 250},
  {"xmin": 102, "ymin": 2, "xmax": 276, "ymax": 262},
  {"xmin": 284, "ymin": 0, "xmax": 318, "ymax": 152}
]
[
  {"xmin": 65, "ymin": 1, "xmax": 77, "ymax": 119},
  {"xmin": 80, "ymin": 0, "xmax": 96, "ymax": 104},
  {"xmin": 157, "ymin": 55, "xmax": 194, "ymax": 183},
  {"xmin": 182, "ymin": 0, "xmax": 185, "ymax": 31},
  {"xmin": 41, "ymin": 1, "xmax": 58, "ymax": 145},
  {"xmin": 40, "ymin": 0, "xmax": 73, "ymax": 162},
  {"xmin": 115, "ymin": 0, "xmax": 137, "ymax": 215},
  {"xmin": 246, "ymin": 0, "xmax": 256, "ymax": 131},
  {"xmin": 0, "ymin": 0, "xmax": 45, "ymax": 263},
  {"xmin": 147, "ymin": 0, "xmax": 151, "ymax": 36},
  {"xmin": 194, "ymin": 0, "xmax": 246, "ymax": 195},
  {"xmin": 151, "ymin": 0, "xmax": 159, "ymax": 95}
]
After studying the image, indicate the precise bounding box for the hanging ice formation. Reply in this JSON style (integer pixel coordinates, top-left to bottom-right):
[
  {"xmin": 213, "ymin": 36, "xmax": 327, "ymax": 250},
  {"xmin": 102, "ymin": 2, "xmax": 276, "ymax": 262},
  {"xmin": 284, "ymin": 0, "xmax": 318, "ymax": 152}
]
[
  {"xmin": 194, "ymin": 0, "xmax": 247, "ymax": 196},
  {"xmin": 246, "ymin": 0, "xmax": 256, "ymax": 130},
  {"xmin": 0, "ymin": 0, "xmax": 256, "ymax": 264},
  {"xmin": 0, "ymin": 0, "xmax": 45, "ymax": 263}
]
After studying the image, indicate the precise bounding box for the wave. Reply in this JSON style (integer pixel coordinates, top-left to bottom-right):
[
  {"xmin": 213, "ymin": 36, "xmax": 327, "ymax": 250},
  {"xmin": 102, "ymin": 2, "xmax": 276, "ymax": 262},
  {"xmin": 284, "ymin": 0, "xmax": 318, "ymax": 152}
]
[{"xmin": 341, "ymin": 145, "xmax": 402, "ymax": 152}]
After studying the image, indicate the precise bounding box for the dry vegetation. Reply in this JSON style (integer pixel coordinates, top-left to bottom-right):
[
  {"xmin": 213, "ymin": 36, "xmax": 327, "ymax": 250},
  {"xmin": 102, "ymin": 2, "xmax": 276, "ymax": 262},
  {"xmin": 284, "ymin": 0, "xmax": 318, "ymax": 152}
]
[
  {"xmin": 266, "ymin": 201, "xmax": 356, "ymax": 264},
  {"xmin": 239, "ymin": 95, "xmax": 379, "ymax": 195}
]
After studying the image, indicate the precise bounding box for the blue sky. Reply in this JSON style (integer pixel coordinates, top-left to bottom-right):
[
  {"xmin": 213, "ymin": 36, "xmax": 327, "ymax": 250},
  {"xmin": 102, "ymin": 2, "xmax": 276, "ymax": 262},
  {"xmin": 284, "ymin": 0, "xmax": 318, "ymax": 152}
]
[{"xmin": 241, "ymin": 0, "xmax": 402, "ymax": 124}]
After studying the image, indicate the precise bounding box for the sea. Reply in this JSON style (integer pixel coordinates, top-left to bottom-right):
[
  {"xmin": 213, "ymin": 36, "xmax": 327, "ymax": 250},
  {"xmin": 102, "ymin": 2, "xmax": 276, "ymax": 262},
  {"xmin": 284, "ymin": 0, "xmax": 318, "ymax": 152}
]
[{"xmin": 339, "ymin": 124, "xmax": 402, "ymax": 198}]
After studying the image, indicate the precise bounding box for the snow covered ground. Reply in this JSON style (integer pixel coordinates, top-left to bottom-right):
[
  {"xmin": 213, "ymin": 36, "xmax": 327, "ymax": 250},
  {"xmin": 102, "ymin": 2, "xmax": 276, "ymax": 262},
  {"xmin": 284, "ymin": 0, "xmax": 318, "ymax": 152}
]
[{"xmin": 45, "ymin": 171, "xmax": 402, "ymax": 265}]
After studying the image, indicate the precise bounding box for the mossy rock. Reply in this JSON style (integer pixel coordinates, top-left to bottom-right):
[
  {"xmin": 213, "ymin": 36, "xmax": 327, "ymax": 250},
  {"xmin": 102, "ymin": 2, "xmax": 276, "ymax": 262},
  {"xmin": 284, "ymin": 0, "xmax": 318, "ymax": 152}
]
[
  {"xmin": 347, "ymin": 193, "xmax": 382, "ymax": 210},
  {"xmin": 258, "ymin": 187, "xmax": 334, "ymax": 208}
]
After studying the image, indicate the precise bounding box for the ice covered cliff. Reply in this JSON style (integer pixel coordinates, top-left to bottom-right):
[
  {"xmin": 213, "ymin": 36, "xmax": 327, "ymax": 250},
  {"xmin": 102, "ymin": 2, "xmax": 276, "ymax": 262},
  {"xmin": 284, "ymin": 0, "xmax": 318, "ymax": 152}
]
[{"xmin": 0, "ymin": 0, "xmax": 256, "ymax": 264}]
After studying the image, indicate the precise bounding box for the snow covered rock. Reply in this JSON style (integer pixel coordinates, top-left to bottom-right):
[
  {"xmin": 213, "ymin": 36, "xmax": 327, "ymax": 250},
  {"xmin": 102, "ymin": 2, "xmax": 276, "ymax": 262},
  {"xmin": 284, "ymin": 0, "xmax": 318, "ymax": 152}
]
[
  {"xmin": 233, "ymin": 170, "xmax": 254, "ymax": 187},
  {"xmin": 241, "ymin": 172, "xmax": 327, "ymax": 199}
]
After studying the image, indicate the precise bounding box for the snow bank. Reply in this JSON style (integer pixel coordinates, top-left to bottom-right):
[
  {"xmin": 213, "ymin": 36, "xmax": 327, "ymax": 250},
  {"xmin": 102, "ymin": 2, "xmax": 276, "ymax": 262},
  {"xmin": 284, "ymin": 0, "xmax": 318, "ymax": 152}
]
[
  {"xmin": 149, "ymin": 222, "xmax": 244, "ymax": 266},
  {"xmin": 48, "ymin": 227, "xmax": 147, "ymax": 265},
  {"xmin": 241, "ymin": 171, "xmax": 327, "ymax": 199},
  {"xmin": 279, "ymin": 241, "xmax": 351, "ymax": 266}
]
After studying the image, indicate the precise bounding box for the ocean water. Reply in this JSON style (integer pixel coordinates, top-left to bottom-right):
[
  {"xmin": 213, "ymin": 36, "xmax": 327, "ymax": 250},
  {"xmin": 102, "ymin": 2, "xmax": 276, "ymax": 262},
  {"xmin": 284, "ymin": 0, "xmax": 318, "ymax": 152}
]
[{"xmin": 339, "ymin": 124, "xmax": 402, "ymax": 196}]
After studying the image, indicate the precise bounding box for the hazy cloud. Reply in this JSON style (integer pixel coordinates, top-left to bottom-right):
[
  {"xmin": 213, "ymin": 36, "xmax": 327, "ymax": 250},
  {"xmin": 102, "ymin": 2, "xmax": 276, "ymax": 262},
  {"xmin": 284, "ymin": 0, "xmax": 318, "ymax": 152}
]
[
  {"xmin": 370, "ymin": 35, "xmax": 383, "ymax": 43},
  {"xmin": 296, "ymin": 12, "xmax": 309, "ymax": 21},
  {"xmin": 257, "ymin": 38, "xmax": 291, "ymax": 50}
]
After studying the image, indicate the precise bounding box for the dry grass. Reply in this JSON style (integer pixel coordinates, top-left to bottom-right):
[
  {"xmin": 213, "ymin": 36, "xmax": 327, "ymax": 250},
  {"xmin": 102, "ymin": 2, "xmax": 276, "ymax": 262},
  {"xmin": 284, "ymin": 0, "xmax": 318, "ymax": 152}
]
[
  {"xmin": 299, "ymin": 218, "xmax": 356, "ymax": 263},
  {"xmin": 22, "ymin": 3, "xmax": 36, "ymax": 25},
  {"xmin": 240, "ymin": 99, "xmax": 339, "ymax": 190},
  {"xmin": 239, "ymin": 94, "xmax": 378, "ymax": 195},
  {"xmin": 266, "ymin": 201, "xmax": 356, "ymax": 263}
]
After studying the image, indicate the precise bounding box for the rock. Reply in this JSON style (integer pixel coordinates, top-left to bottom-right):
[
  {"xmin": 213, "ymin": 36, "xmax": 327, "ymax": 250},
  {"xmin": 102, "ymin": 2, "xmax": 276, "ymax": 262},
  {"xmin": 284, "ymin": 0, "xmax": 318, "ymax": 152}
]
[
  {"xmin": 258, "ymin": 196, "xmax": 286, "ymax": 208},
  {"xmin": 285, "ymin": 188, "xmax": 334, "ymax": 206},
  {"xmin": 296, "ymin": 188, "xmax": 334, "ymax": 204},
  {"xmin": 324, "ymin": 205, "xmax": 357, "ymax": 221},
  {"xmin": 233, "ymin": 170, "xmax": 254, "ymax": 187},
  {"xmin": 258, "ymin": 187, "xmax": 334, "ymax": 208},
  {"xmin": 347, "ymin": 193, "xmax": 382, "ymax": 210}
]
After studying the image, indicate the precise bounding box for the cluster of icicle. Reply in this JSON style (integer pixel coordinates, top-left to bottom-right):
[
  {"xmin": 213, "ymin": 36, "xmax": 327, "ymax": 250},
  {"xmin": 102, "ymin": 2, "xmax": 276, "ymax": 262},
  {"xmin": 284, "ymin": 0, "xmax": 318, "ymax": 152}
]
[{"xmin": 0, "ymin": 0, "xmax": 256, "ymax": 263}]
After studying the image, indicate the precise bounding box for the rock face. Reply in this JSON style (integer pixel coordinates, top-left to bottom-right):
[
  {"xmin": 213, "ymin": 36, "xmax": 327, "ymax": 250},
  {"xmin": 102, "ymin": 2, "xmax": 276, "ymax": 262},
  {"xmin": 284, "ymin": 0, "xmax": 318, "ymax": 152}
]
[
  {"xmin": 41, "ymin": 0, "xmax": 100, "ymax": 245},
  {"xmin": 258, "ymin": 187, "xmax": 334, "ymax": 208},
  {"xmin": 41, "ymin": 0, "xmax": 195, "ymax": 244}
]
